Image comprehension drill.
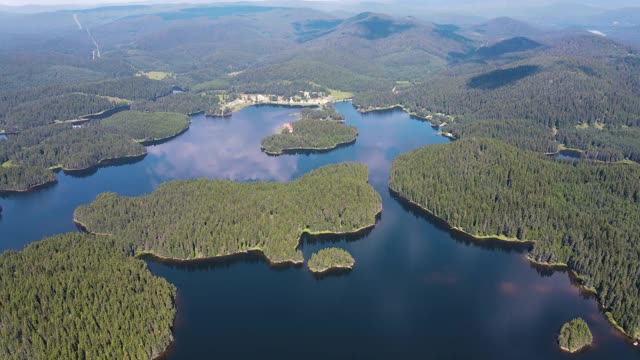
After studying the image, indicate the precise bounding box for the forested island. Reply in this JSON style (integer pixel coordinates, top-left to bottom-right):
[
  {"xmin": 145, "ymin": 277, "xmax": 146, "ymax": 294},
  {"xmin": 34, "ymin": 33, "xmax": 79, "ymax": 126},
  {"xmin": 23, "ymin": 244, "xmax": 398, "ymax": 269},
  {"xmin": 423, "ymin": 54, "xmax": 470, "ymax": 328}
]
[
  {"xmin": 0, "ymin": 233, "xmax": 176, "ymax": 360},
  {"xmin": 558, "ymin": 318, "xmax": 593, "ymax": 353},
  {"xmin": 74, "ymin": 163, "xmax": 382, "ymax": 264},
  {"xmin": 389, "ymin": 138, "xmax": 640, "ymax": 340},
  {"xmin": 0, "ymin": 111, "xmax": 190, "ymax": 192},
  {"xmin": 307, "ymin": 248, "xmax": 355, "ymax": 274},
  {"xmin": 261, "ymin": 105, "xmax": 357, "ymax": 155}
]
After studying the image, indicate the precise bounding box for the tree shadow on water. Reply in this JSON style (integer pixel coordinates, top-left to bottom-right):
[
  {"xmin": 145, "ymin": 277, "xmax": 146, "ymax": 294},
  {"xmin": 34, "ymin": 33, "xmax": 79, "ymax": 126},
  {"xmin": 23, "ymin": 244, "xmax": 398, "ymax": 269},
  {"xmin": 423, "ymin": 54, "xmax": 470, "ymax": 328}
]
[{"xmin": 389, "ymin": 189, "xmax": 532, "ymax": 254}]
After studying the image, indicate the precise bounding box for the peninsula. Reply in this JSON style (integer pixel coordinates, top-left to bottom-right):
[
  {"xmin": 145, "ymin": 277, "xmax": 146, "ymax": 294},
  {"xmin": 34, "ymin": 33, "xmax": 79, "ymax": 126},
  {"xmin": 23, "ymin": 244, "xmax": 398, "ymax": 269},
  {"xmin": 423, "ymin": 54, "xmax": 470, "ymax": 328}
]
[
  {"xmin": 0, "ymin": 111, "xmax": 190, "ymax": 192},
  {"xmin": 74, "ymin": 163, "xmax": 382, "ymax": 264},
  {"xmin": 389, "ymin": 138, "xmax": 640, "ymax": 341}
]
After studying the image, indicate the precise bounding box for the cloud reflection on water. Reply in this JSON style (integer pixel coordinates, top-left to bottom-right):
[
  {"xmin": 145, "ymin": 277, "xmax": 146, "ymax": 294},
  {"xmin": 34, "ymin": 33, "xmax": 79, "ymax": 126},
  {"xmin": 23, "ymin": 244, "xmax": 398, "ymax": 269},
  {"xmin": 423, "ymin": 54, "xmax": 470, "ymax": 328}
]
[{"xmin": 147, "ymin": 111, "xmax": 298, "ymax": 182}]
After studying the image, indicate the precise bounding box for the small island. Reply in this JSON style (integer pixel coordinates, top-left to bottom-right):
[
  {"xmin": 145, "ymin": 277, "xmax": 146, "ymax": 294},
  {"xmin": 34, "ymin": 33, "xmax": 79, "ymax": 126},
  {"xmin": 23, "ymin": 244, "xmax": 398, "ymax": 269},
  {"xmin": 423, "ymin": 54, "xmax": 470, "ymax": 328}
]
[
  {"xmin": 74, "ymin": 163, "xmax": 382, "ymax": 264},
  {"xmin": 0, "ymin": 233, "xmax": 176, "ymax": 359},
  {"xmin": 558, "ymin": 318, "xmax": 593, "ymax": 353},
  {"xmin": 261, "ymin": 104, "xmax": 358, "ymax": 155},
  {"xmin": 307, "ymin": 247, "xmax": 355, "ymax": 274}
]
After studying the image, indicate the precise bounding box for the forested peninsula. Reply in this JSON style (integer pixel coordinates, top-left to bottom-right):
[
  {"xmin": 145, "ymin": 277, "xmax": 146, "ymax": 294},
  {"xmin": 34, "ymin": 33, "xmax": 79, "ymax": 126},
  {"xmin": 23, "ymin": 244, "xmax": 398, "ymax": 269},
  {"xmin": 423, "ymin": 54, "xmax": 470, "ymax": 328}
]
[
  {"xmin": 307, "ymin": 248, "xmax": 355, "ymax": 274},
  {"xmin": 74, "ymin": 163, "xmax": 382, "ymax": 264},
  {"xmin": 261, "ymin": 105, "xmax": 357, "ymax": 155},
  {"xmin": 389, "ymin": 138, "xmax": 640, "ymax": 340},
  {"xmin": 0, "ymin": 233, "xmax": 176, "ymax": 360},
  {"xmin": 99, "ymin": 111, "xmax": 190, "ymax": 143},
  {"xmin": 0, "ymin": 111, "xmax": 190, "ymax": 192}
]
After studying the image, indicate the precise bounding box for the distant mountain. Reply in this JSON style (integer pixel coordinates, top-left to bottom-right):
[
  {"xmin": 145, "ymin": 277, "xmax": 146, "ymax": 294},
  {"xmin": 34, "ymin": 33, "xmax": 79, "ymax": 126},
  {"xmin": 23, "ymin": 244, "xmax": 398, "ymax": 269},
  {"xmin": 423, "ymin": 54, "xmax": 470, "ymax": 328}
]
[
  {"xmin": 474, "ymin": 37, "xmax": 543, "ymax": 59},
  {"xmin": 610, "ymin": 25, "xmax": 640, "ymax": 48},
  {"xmin": 462, "ymin": 17, "xmax": 544, "ymax": 42}
]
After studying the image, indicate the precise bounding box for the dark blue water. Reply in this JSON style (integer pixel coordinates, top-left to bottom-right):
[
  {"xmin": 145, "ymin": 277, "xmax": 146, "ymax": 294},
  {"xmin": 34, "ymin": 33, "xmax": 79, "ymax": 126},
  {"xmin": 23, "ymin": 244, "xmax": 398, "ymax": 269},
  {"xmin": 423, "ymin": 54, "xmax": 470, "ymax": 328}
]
[{"xmin": 1, "ymin": 103, "xmax": 637, "ymax": 359}]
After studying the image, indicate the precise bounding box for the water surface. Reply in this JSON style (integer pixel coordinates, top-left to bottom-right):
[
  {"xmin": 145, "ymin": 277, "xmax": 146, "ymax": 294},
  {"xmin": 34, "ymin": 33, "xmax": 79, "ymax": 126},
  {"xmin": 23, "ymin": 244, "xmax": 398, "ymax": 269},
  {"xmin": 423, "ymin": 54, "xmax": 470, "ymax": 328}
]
[{"xmin": 1, "ymin": 103, "xmax": 637, "ymax": 359}]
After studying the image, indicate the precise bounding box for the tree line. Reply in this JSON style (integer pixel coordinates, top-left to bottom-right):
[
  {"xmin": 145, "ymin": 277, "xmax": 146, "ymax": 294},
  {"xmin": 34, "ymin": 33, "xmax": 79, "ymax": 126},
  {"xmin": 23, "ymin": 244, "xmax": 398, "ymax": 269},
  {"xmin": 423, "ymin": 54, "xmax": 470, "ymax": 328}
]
[{"xmin": 132, "ymin": 93, "xmax": 231, "ymax": 117}]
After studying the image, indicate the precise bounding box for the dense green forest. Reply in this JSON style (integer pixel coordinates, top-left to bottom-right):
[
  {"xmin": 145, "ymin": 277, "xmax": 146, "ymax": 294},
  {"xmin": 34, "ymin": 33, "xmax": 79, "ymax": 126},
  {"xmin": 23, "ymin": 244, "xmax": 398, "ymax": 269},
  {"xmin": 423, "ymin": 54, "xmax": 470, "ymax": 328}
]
[
  {"xmin": 355, "ymin": 56, "xmax": 640, "ymax": 129},
  {"xmin": 0, "ymin": 233, "xmax": 176, "ymax": 360},
  {"xmin": 132, "ymin": 93, "xmax": 230, "ymax": 116},
  {"xmin": 0, "ymin": 77, "xmax": 174, "ymax": 131},
  {"xmin": 99, "ymin": 111, "xmax": 190, "ymax": 142},
  {"xmin": 299, "ymin": 104, "xmax": 345, "ymax": 121},
  {"xmin": 445, "ymin": 118, "xmax": 559, "ymax": 153},
  {"xmin": 558, "ymin": 318, "xmax": 593, "ymax": 353},
  {"xmin": 8, "ymin": 127, "xmax": 145, "ymax": 171},
  {"xmin": 261, "ymin": 106, "xmax": 357, "ymax": 155},
  {"xmin": 74, "ymin": 163, "xmax": 382, "ymax": 264},
  {"xmin": 307, "ymin": 247, "xmax": 355, "ymax": 273},
  {"xmin": 389, "ymin": 138, "xmax": 640, "ymax": 339},
  {"xmin": 0, "ymin": 166, "xmax": 57, "ymax": 193},
  {"xmin": 558, "ymin": 127, "xmax": 640, "ymax": 163},
  {"xmin": 0, "ymin": 94, "xmax": 119, "ymax": 131},
  {"xmin": 0, "ymin": 111, "xmax": 191, "ymax": 191}
]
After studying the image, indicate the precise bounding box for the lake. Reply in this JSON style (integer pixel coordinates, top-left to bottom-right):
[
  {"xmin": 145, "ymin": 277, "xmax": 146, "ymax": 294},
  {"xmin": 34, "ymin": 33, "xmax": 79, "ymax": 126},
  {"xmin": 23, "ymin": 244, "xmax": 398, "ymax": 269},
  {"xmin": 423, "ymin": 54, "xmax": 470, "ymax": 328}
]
[{"xmin": 1, "ymin": 102, "xmax": 637, "ymax": 359}]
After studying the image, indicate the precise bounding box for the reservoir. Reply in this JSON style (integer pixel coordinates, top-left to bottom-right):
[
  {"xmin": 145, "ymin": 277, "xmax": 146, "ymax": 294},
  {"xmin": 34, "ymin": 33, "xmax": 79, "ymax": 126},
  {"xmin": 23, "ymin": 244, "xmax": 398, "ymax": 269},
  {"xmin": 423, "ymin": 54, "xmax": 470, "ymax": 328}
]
[{"xmin": 0, "ymin": 102, "xmax": 637, "ymax": 359}]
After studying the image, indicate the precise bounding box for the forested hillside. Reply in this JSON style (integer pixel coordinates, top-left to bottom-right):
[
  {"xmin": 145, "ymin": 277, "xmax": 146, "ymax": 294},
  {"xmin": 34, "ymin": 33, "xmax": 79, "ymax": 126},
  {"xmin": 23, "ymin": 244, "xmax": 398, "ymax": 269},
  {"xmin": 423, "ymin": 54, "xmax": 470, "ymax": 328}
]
[
  {"xmin": 74, "ymin": 163, "xmax": 382, "ymax": 264},
  {"xmin": 389, "ymin": 138, "xmax": 640, "ymax": 339},
  {"xmin": 132, "ymin": 93, "xmax": 229, "ymax": 116},
  {"xmin": 0, "ymin": 233, "xmax": 176, "ymax": 360},
  {"xmin": 0, "ymin": 77, "xmax": 174, "ymax": 131}
]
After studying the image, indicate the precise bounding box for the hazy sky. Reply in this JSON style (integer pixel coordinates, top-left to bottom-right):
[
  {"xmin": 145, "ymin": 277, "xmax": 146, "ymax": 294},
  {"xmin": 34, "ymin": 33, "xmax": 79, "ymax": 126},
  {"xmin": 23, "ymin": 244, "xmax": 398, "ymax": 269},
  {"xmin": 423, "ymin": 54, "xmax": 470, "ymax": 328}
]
[{"xmin": 1, "ymin": 0, "xmax": 638, "ymax": 12}]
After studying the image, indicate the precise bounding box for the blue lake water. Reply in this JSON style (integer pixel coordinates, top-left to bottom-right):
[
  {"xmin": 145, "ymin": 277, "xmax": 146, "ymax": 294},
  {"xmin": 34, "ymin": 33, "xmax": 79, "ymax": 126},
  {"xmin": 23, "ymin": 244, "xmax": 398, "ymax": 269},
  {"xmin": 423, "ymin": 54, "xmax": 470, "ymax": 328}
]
[{"xmin": 1, "ymin": 102, "xmax": 637, "ymax": 359}]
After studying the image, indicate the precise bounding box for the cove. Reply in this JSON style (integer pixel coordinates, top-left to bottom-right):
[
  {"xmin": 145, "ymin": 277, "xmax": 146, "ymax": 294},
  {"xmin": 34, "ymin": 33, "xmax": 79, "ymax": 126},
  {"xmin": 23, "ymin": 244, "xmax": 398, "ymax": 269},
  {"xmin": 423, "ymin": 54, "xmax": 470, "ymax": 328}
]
[{"xmin": 0, "ymin": 102, "xmax": 638, "ymax": 359}]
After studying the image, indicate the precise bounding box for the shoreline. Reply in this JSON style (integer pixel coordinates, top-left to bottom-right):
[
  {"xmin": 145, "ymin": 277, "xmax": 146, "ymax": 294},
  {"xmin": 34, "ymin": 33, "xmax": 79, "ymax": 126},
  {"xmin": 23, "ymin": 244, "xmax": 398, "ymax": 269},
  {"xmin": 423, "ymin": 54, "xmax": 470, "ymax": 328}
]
[
  {"xmin": 62, "ymin": 151, "xmax": 148, "ymax": 173},
  {"xmin": 74, "ymin": 207, "xmax": 382, "ymax": 267},
  {"xmin": 137, "ymin": 121, "xmax": 191, "ymax": 146},
  {"xmin": 389, "ymin": 187, "xmax": 639, "ymax": 343},
  {"xmin": 355, "ymin": 104, "xmax": 431, "ymax": 123},
  {"xmin": 559, "ymin": 345, "xmax": 590, "ymax": 354},
  {"xmin": 308, "ymin": 263, "xmax": 354, "ymax": 275},
  {"xmin": 389, "ymin": 188, "xmax": 531, "ymax": 244},
  {"xmin": 0, "ymin": 178, "xmax": 58, "ymax": 195}
]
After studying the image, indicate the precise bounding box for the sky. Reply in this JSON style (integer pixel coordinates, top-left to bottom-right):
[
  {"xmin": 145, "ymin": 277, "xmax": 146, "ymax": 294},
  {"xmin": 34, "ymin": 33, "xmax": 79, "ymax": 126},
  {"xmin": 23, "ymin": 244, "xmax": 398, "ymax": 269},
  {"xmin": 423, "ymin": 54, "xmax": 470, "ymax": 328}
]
[{"xmin": 0, "ymin": 0, "xmax": 638, "ymax": 13}]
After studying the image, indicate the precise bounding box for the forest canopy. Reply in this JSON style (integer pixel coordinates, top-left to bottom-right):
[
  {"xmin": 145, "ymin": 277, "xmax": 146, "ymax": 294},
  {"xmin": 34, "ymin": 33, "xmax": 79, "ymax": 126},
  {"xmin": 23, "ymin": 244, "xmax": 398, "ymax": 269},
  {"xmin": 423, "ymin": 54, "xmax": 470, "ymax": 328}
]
[
  {"xmin": 389, "ymin": 138, "xmax": 640, "ymax": 339},
  {"xmin": 0, "ymin": 111, "xmax": 191, "ymax": 192},
  {"xmin": 99, "ymin": 111, "xmax": 190, "ymax": 143},
  {"xmin": 0, "ymin": 233, "xmax": 176, "ymax": 360},
  {"xmin": 558, "ymin": 318, "xmax": 593, "ymax": 353},
  {"xmin": 74, "ymin": 163, "xmax": 382, "ymax": 264},
  {"xmin": 307, "ymin": 247, "xmax": 355, "ymax": 273}
]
